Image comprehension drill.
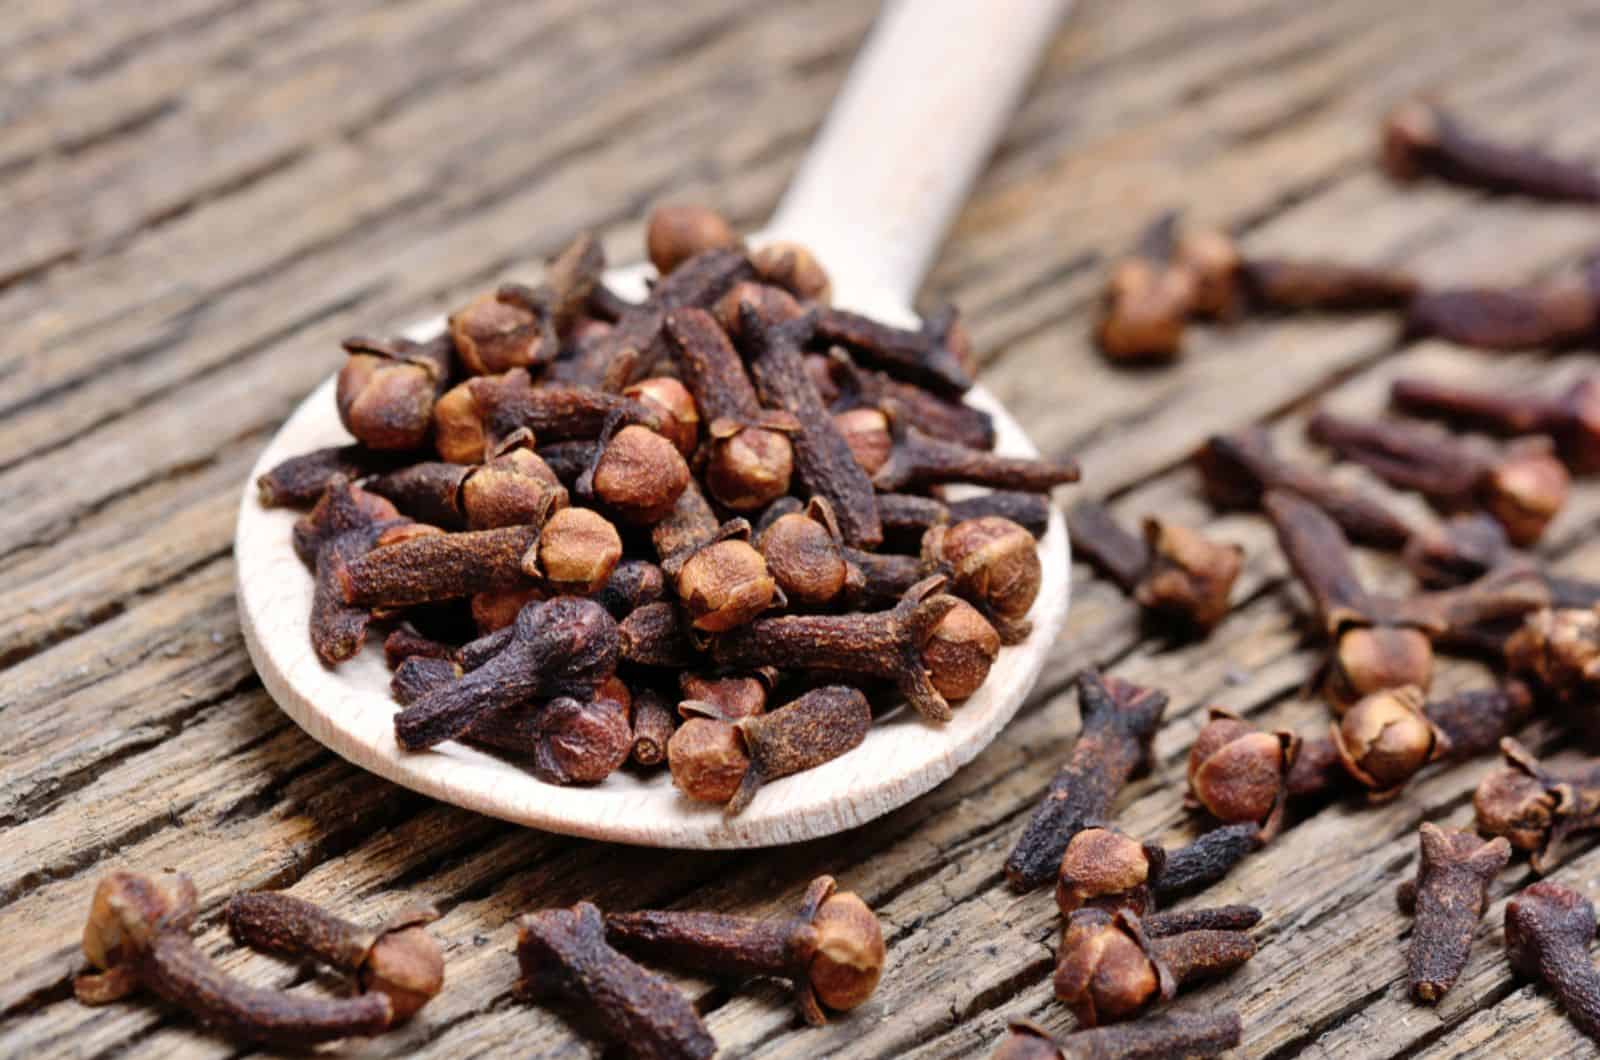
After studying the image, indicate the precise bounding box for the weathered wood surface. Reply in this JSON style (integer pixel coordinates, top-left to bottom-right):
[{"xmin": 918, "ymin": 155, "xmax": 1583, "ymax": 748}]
[{"xmin": 6, "ymin": 1, "xmax": 1600, "ymax": 1056}]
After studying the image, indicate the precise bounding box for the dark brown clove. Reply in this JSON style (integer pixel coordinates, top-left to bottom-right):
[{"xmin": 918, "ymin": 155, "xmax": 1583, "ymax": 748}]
[
  {"xmin": 384, "ymin": 623, "xmax": 456, "ymax": 668},
  {"xmin": 1504, "ymin": 881, "xmax": 1600, "ymax": 1043},
  {"xmin": 257, "ymin": 445, "xmax": 406, "ymax": 509},
  {"xmin": 1055, "ymin": 828, "xmax": 1165, "ymax": 916},
  {"xmin": 1096, "ymin": 212, "xmax": 1196, "ymax": 364},
  {"xmin": 1407, "ymin": 280, "xmax": 1600, "ymax": 352},
  {"xmin": 674, "ymin": 522, "xmax": 780, "ymax": 634},
  {"xmin": 1067, "ymin": 500, "xmax": 1241, "ymax": 633},
  {"xmin": 757, "ymin": 499, "xmax": 861, "ymax": 607},
  {"xmin": 366, "ymin": 451, "xmax": 566, "ymax": 531},
  {"xmin": 646, "ymin": 203, "xmax": 739, "ymax": 276},
  {"xmin": 448, "ymin": 287, "xmax": 556, "ymax": 377},
  {"xmin": 392, "ymin": 656, "xmax": 461, "ymax": 705},
  {"xmin": 742, "ymin": 305, "xmax": 884, "ymax": 548},
  {"xmin": 814, "ymin": 348, "xmax": 996, "ymax": 451},
  {"xmin": 1308, "ymin": 410, "xmax": 1569, "ymax": 547},
  {"xmin": 1331, "ymin": 686, "xmax": 1448, "ymax": 801},
  {"xmin": 624, "ymin": 377, "xmax": 701, "ymax": 458},
  {"xmin": 664, "ymin": 306, "xmax": 796, "ymax": 511},
  {"xmin": 393, "ymin": 597, "xmax": 618, "ymax": 751},
  {"xmin": 812, "ymin": 303, "xmax": 974, "ymax": 396},
  {"xmin": 578, "ymin": 420, "xmax": 692, "ymax": 526},
  {"xmin": 74, "ymin": 871, "xmax": 394, "ymax": 1044},
  {"xmin": 593, "ymin": 559, "xmax": 668, "ymax": 620},
  {"xmin": 1383, "ymin": 98, "xmax": 1600, "ymax": 203},
  {"xmin": 1176, "ymin": 225, "xmax": 1419, "ymax": 316},
  {"xmin": 1422, "ymin": 681, "xmax": 1534, "ymax": 759},
  {"xmin": 874, "ymin": 412, "xmax": 1079, "ymax": 495},
  {"xmin": 877, "ymin": 490, "xmax": 1053, "ymax": 543},
  {"xmin": 340, "ymin": 524, "xmax": 542, "ymax": 609},
  {"xmin": 1506, "ymin": 606, "xmax": 1600, "ymax": 703},
  {"xmin": 750, "ymin": 241, "xmax": 832, "ymax": 303},
  {"xmin": 1154, "ymin": 825, "xmax": 1263, "ymax": 905},
  {"xmin": 336, "ymin": 333, "xmax": 454, "ymax": 451},
  {"xmin": 515, "ymin": 902, "xmax": 715, "ymax": 1060},
  {"xmin": 1141, "ymin": 904, "xmax": 1262, "ymax": 938},
  {"xmin": 1053, "ymin": 907, "xmax": 1255, "ymax": 1026},
  {"xmin": 1186, "ymin": 709, "xmax": 1297, "ymax": 841},
  {"xmin": 993, "ymin": 1020, "xmax": 1067, "ymax": 1060},
  {"xmin": 225, "ymin": 892, "xmax": 444, "ymax": 1022},
  {"xmin": 1393, "ymin": 375, "xmax": 1600, "ymax": 473},
  {"xmin": 1475, "ymin": 738, "xmax": 1600, "ymax": 873},
  {"xmin": 710, "ymin": 576, "xmax": 969, "ymax": 722},
  {"xmin": 1005, "ymin": 671, "xmax": 1168, "ymax": 891},
  {"xmin": 468, "ymin": 680, "xmax": 634, "ymax": 784},
  {"xmin": 668, "ymin": 686, "xmax": 871, "ymax": 814},
  {"xmin": 605, "ymin": 875, "xmax": 884, "ymax": 1025},
  {"xmin": 619, "ymin": 601, "xmax": 696, "ymax": 667},
  {"xmin": 629, "ymin": 687, "xmax": 677, "ymax": 767},
  {"xmin": 1403, "ymin": 512, "xmax": 1512, "ymax": 590},
  {"xmin": 1047, "ymin": 1010, "xmax": 1242, "ymax": 1060},
  {"xmin": 929, "ymin": 516, "xmax": 1043, "ymax": 644},
  {"xmin": 1395, "ymin": 824, "xmax": 1510, "ymax": 1003},
  {"xmin": 432, "ymin": 368, "xmax": 660, "ymax": 464},
  {"xmin": 1197, "ymin": 427, "xmax": 1415, "ymax": 549}
]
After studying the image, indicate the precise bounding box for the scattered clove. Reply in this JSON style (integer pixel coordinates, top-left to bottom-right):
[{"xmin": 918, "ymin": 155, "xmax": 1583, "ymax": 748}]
[
  {"xmin": 1308, "ymin": 410, "xmax": 1569, "ymax": 547},
  {"xmin": 1187, "ymin": 709, "xmax": 1298, "ymax": 841},
  {"xmin": 1005, "ymin": 671, "xmax": 1168, "ymax": 891},
  {"xmin": 1054, "ymin": 828, "xmax": 1165, "ymax": 916},
  {"xmin": 1067, "ymin": 500, "xmax": 1242, "ymax": 633},
  {"xmin": 1141, "ymin": 904, "xmax": 1262, "ymax": 938},
  {"xmin": 225, "ymin": 891, "xmax": 445, "ymax": 1021},
  {"xmin": 448, "ymin": 287, "xmax": 555, "ymax": 377},
  {"xmin": 515, "ymin": 902, "xmax": 716, "ymax": 1060},
  {"xmin": 74, "ymin": 871, "xmax": 395, "ymax": 1044},
  {"xmin": 1383, "ymin": 98, "xmax": 1600, "ymax": 203},
  {"xmin": 1475, "ymin": 738, "xmax": 1600, "ymax": 873},
  {"xmin": 1396, "ymin": 823, "xmax": 1510, "ymax": 1003},
  {"xmin": 604, "ymin": 875, "xmax": 884, "ymax": 1025},
  {"xmin": 1407, "ymin": 279, "xmax": 1600, "ymax": 352},
  {"xmin": 668, "ymin": 686, "xmax": 871, "ymax": 813},
  {"xmin": 1153, "ymin": 825, "xmax": 1263, "ymax": 904},
  {"xmin": 1177, "ymin": 225, "xmax": 1419, "ymax": 316},
  {"xmin": 1096, "ymin": 212, "xmax": 1196, "ymax": 363},
  {"xmin": 1053, "ymin": 907, "xmax": 1255, "ymax": 1026},
  {"xmin": 1331, "ymin": 686, "xmax": 1448, "ymax": 801},
  {"xmin": 1504, "ymin": 881, "xmax": 1600, "ymax": 1043},
  {"xmin": 1392, "ymin": 375, "xmax": 1600, "ymax": 473},
  {"xmin": 996, "ymin": 1010, "xmax": 1242, "ymax": 1060}
]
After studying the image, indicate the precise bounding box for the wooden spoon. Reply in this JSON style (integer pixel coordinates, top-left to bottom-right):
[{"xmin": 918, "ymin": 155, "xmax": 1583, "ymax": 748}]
[{"xmin": 235, "ymin": 0, "xmax": 1074, "ymax": 848}]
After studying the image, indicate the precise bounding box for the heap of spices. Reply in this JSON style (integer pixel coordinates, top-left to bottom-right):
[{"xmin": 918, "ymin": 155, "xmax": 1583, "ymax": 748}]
[
  {"xmin": 1005, "ymin": 671, "xmax": 1168, "ymax": 890},
  {"xmin": 993, "ymin": 1010, "xmax": 1242, "ymax": 1060},
  {"xmin": 1067, "ymin": 499, "xmax": 1243, "ymax": 633},
  {"xmin": 1053, "ymin": 907, "xmax": 1256, "ymax": 1026},
  {"xmin": 516, "ymin": 902, "xmax": 716, "ymax": 1060},
  {"xmin": 1395, "ymin": 824, "xmax": 1510, "ymax": 1003},
  {"xmin": 74, "ymin": 871, "xmax": 396, "ymax": 1045},
  {"xmin": 1382, "ymin": 98, "xmax": 1600, "ymax": 203},
  {"xmin": 605, "ymin": 875, "xmax": 884, "ymax": 1025},
  {"xmin": 225, "ymin": 892, "xmax": 445, "ymax": 1021},
  {"xmin": 1307, "ymin": 410, "xmax": 1569, "ymax": 547},
  {"xmin": 1186, "ymin": 709, "xmax": 1298, "ymax": 840},
  {"xmin": 1474, "ymin": 738, "xmax": 1600, "ymax": 873},
  {"xmin": 1391, "ymin": 375, "xmax": 1600, "ymax": 473},
  {"xmin": 1504, "ymin": 881, "xmax": 1600, "ymax": 1043}
]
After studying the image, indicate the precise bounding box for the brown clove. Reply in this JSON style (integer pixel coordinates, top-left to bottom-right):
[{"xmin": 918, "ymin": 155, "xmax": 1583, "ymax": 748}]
[
  {"xmin": 1005, "ymin": 671, "xmax": 1168, "ymax": 890},
  {"xmin": 1504, "ymin": 881, "xmax": 1600, "ymax": 1043},
  {"xmin": 1022, "ymin": 1010, "xmax": 1242, "ymax": 1060},
  {"xmin": 1187, "ymin": 708, "xmax": 1298, "ymax": 841},
  {"xmin": 1506, "ymin": 606, "xmax": 1600, "ymax": 703},
  {"xmin": 629, "ymin": 687, "xmax": 677, "ymax": 767},
  {"xmin": 604, "ymin": 875, "xmax": 884, "ymax": 1025},
  {"xmin": 1383, "ymin": 98, "xmax": 1600, "ymax": 203},
  {"xmin": 1407, "ymin": 280, "xmax": 1600, "ymax": 352},
  {"xmin": 432, "ymin": 368, "xmax": 660, "ymax": 464},
  {"xmin": 812, "ymin": 302, "xmax": 974, "ymax": 396},
  {"xmin": 1475, "ymin": 738, "xmax": 1600, "ymax": 873},
  {"xmin": 1177, "ymin": 225, "xmax": 1418, "ymax": 316},
  {"xmin": 1096, "ymin": 212, "xmax": 1197, "ymax": 363},
  {"xmin": 1396, "ymin": 823, "xmax": 1510, "ymax": 1003},
  {"xmin": 874, "ymin": 412, "xmax": 1079, "ymax": 494},
  {"xmin": 257, "ymin": 445, "xmax": 407, "ymax": 509},
  {"xmin": 646, "ymin": 203, "xmax": 739, "ymax": 276},
  {"xmin": 468, "ymin": 678, "xmax": 634, "ymax": 784},
  {"xmin": 929, "ymin": 515, "xmax": 1044, "ymax": 644},
  {"xmin": 336, "ymin": 333, "xmax": 454, "ymax": 451},
  {"xmin": 815, "ymin": 347, "xmax": 995, "ymax": 451},
  {"xmin": 1393, "ymin": 375, "xmax": 1600, "ymax": 473},
  {"xmin": 1067, "ymin": 500, "xmax": 1242, "ymax": 633}
]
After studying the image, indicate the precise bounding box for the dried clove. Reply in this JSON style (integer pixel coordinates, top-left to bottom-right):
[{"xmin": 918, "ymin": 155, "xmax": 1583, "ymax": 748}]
[
  {"xmin": 515, "ymin": 902, "xmax": 715, "ymax": 1060},
  {"xmin": 928, "ymin": 516, "xmax": 1044, "ymax": 644},
  {"xmin": 834, "ymin": 407, "xmax": 895, "ymax": 476},
  {"xmin": 604, "ymin": 875, "xmax": 884, "ymax": 1025},
  {"xmin": 646, "ymin": 203, "xmax": 739, "ymax": 276},
  {"xmin": 1421, "ymin": 681, "xmax": 1534, "ymax": 759},
  {"xmin": 814, "ymin": 348, "xmax": 996, "ymax": 451},
  {"xmin": 578, "ymin": 420, "xmax": 692, "ymax": 525},
  {"xmin": 1012, "ymin": 1010, "xmax": 1243, "ymax": 1060},
  {"xmin": 469, "ymin": 680, "xmax": 634, "ymax": 784},
  {"xmin": 619, "ymin": 601, "xmax": 696, "ymax": 667},
  {"xmin": 225, "ymin": 892, "xmax": 444, "ymax": 1021},
  {"xmin": 1383, "ymin": 98, "xmax": 1600, "ymax": 203},
  {"xmin": 1067, "ymin": 500, "xmax": 1242, "ymax": 633},
  {"xmin": 742, "ymin": 304, "xmax": 884, "ymax": 547},
  {"xmin": 1053, "ymin": 907, "xmax": 1255, "ymax": 1026},
  {"xmin": 1407, "ymin": 279, "xmax": 1600, "ymax": 352},
  {"xmin": 1155, "ymin": 826, "xmax": 1264, "ymax": 905},
  {"xmin": 1141, "ymin": 904, "xmax": 1262, "ymax": 937},
  {"xmin": 668, "ymin": 686, "xmax": 871, "ymax": 814},
  {"xmin": 392, "ymin": 656, "xmax": 461, "ymax": 705},
  {"xmin": 257, "ymin": 445, "xmax": 405, "ymax": 508},
  {"xmin": 1475, "ymin": 738, "xmax": 1600, "ymax": 873},
  {"xmin": 336, "ymin": 333, "xmax": 454, "ymax": 451},
  {"xmin": 812, "ymin": 302, "xmax": 974, "ymax": 396},
  {"xmin": 750, "ymin": 241, "xmax": 832, "ymax": 303},
  {"xmin": 1096, "ymin": 212, "xmax": 1196, "ymax": 363},
  {"xmin": 393, "ymin": 597, "xmax": 618, "ymax": 751},
  {"xmin": 366, "ymin": 450, "xmax": 566, "ymax": 531},
  {"xmin": 340, "ymin": 524, "xmax": 542, "ymax": 609},
  {"xmin": 1187, "ymin": 709, "xmax": 1298, "ymax": 841},
  {"xmin": 756, "ymin": 499, "xmax": 864, "ymax": 607},
  {"xmin": 1176, "ymin": 225, "xmax": 1418, "ymax": 317},
  {"xmin": 593, "ymin": 558, "xmax": 668, "ymax": 619},
  {"xmin": 1005, "ymin": 671, "xmax": 1168, "ymax": 891},
  {"xmin": 1403, "ymin": 512, "xmax": 1512, "ymax": 590},
  {"xmin": 1197, "ymin": 427, "xmax": 1415, "ymax": 549},
  {"xmin": 710, "ymin": 576, "xmax": 970, "ymax": 722},
  {"xmin": 1330, "ymin": 686, "xmax": 1448, "ymax": 801},
  {"xmin": 874, "ymin": 412, "xmax": 1079, "ymax": 494},
  {"xmin": 1504, "ymin": 881, "xmax": 1600, "ymax": 1043},
  {"xmin": 1506, "ymin": 606, "xmax": 1600, "ymax": 703},
  {"xmin": 877, "ymin": 490, "xmax": 1053, "ymax": 542},
  {"xmin": 448, "ymin": 287, "xmax": 556, "ymax": 376},
  {"xmin": 384, "ymin": 622, "xmax": 456, "ymax": 668},
  {"xmin": 74, "ymin": 871, "xmax": 394, "ymax": 1044},
  {"xmin": 664, "ymin": 306, "xmax": 796, "ymax": 511},
  {"xmin": 526, "ymin": 506, "xmax": 624, "ymax": 594},
  {"xmin": 432, "ymin": 369, "xmax": 659, "ymax": 464},
  {"xmin": 629, "ymin": 687, "xmax": 677, "ymax": 767},
  {"xmin": 624, "ymin": 377, "xmax": 701, "ymax": 458},
  {"xmin": 674, "ymin": 523, "xmax": 780, "ymax": 633},
  {"xmin": 1395, "ymin": 824, "xmax": 1510, "ymax": 1003},
  {"xmin": 1308, "ymin": 410, "xmax": 1569, "ymax": 547},
  {"xmin": 1392, "ymin": 375, "xmax": 1600, "ymax": 473},
  {"xmin": 1055, "ymin": 827, "xmax": 1165, "ymax": 916}
]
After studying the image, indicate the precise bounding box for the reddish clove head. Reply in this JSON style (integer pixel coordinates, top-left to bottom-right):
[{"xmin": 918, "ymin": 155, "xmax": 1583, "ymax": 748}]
[
  {"xmin": 1187, "ymin": 708, "xmax": 1298, "ymax": 841},
  {"xmin": 1332, "ymin": 686, "xmax": 1448, "ymax": 800},
  {"xmin": 1505, "ymin": 607, "xmax": 1600, "ymax": 702},
  {"xmin": 1133, "ymin": 518, "xmax": 1243, "ymax": 632},
  {"xmin": 646, "ymin": 203, "xmax": 739, "ymax": 275},
  {"xmin": 1055, "ymin": 828, "xmax": 1165, "ymax": 916},
  {"xmin": 931, "ymin": 516, "xmax": 1042, "ymax": 645}
]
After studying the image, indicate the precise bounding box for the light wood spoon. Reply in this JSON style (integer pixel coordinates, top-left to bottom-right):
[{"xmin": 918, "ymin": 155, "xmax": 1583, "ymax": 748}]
[{"xmin": 236, "ymin": 0, "xmax": 1074, "ymax": 848}]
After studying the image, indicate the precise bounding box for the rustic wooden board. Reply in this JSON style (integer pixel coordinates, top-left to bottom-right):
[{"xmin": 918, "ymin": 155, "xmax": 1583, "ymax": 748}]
[{"xmin": 9, "ymin": 0, "xmax": 1600, "ymax": 1056}]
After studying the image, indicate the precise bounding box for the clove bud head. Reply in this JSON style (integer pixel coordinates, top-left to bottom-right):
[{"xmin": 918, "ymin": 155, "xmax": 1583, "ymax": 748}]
[
  {"xmin": 624, "ymin": 377, "xmax": 700, "ymax": 457},
  {"xmin": 668, "ymin": 716, "xmax": 750, "ymax": 804},
  {"xmin": 590, "ymin": 424, "xmax": 691, "ymax": 525},
  {"xmin": 1483, "ymin": 446, "xmax": 1569, "ymax": 547},
  {"xmin": 1506, "ymin": 607, "xmax": 1600, "ymax": 702},
  {"xmin": 705, "ymin": 424, "xmax": 795, "ymax": 512},
  {"xmin": 833, "ymin": 407, "xmax": 893, "ymax": 476},
  {"xmin": 935, "ymin": 516, "xmax": 1042, "ymax": 645},
  {"xmin": 80, "ymin": 871, "xmax": 198, "ymax": 993},
  {"xmin": 1133, "ymin": 518, "xmax": 1243, "ymax": 632},
  {"xmin": 1097, "ymin": 259, "xmax": 1196, "ymax": 363},
  {"xmin": 336, "ymin": 353, "xmax": 439, "ymax": 451},
  {"xmin": 362, "ymin": 922, "xmax": 446, "ymax": 1023},
  {"xmin": 449, "ymin": 291, "xmax": 549, "ymax": 375},
  {"xmin": 751, "ymin": 241, "xmax": 832, "ymax": 304},
  {"xmin": 1055, "ymin": 828, "xmax": 1162, "ymax": 916},
  {"xmin": 676, "ymin": 538, "xmax": 778, "ymax": 633},
  {"xmin": 1332, "ymin": 686, "xmax": 1446, "ymax": 798},
  {"xmin": 1187, "ymin": 708, "xmax": 1295, "ymax": 839},
  {"xmin": 759, "ymin": 507, "xmax": 852, "ymax": 607},
  {"xmin": 528, "ymin": 507, "xmax": 622, "ymax": 594},
  {"xmin": 807, "ymin": 890, "xmax": 886, "ymax": 1012},
  {"xmin": 921, "ymin": 600, "xmax": 1002, "ymax": 701},
  {"xmin": 1053, "ymin": 909, "xmax": 1166, "ymax": 1025},
  {"xmin": 1326, "ymin": 626, "xmax": 1434, "ymax": 714},
  {"xmin": 646, "ymin": 203, "xmax": 739, "ymax": 275},
  {"xmin": 1174, "ymin": 226, "xmax": 1244, "ymax": 319},
  {"xmin": 1474, "ymin": 766, "xmax": 1559, "ymax": 859}
]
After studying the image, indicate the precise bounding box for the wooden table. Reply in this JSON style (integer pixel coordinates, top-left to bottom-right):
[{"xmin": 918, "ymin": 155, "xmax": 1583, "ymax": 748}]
[{"xmin": 6, "ymin": 1, "xmax": 1600, "ymax": 1055}]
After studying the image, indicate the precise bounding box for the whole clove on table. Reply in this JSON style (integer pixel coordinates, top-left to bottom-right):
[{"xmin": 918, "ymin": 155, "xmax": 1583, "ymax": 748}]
[
  {"xmin": 258, "ymin": 203, "xmax": 1073, "ymax": 797},
  {"xmin": 1474, "ymin": 737, "xmax": 1600, "ymax": 873},
  {"xmin": 1068, "ymin": 499, "xmax": 1244, "ymax": 633},
  {"xmin": 1396, "ymin": 823, "xmax": 1510, "ymax": 1004}
]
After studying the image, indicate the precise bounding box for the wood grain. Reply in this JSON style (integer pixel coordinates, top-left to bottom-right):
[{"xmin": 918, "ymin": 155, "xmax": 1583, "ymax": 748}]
[{"xmin": 9, "ymin": 0, "xmax": 1600, "ymax": 1056}]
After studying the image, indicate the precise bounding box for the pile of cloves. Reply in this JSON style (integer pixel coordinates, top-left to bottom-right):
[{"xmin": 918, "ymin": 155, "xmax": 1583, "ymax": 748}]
[{"xmin": 260, "ymin": 202, "xmax": 1078, "ymax": 807}]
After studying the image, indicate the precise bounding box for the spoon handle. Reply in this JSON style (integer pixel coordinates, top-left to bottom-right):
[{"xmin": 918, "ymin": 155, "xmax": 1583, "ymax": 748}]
[{"xmin": 761, "ymin": 0, "xmax": 1072, "ymax": 323}]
